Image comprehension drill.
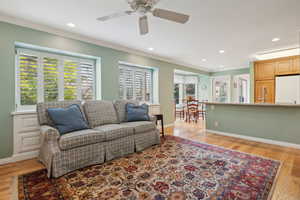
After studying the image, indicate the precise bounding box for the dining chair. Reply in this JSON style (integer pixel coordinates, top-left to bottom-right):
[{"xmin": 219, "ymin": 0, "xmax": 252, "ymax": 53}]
[
  {"xmin": 174, "ymin": 101, "xmax": 185, "ymax": 120},
  {"xmin": 186, "ymin": 99, "xmax": 199, "ymax": 123}
]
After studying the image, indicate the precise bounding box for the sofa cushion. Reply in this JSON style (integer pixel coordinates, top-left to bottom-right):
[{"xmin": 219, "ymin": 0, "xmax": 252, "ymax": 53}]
[
  {"xmin": 94, "ymin": 124, "xmax": 134, "ymax": 141},
  {"xmin": 114, "ymin": 100, "xmax": 138, "ymax": 123},
  {"xmin": 59, "ymin": 129, "xmax": 105, "ymax": 150},
  {"xmin": 83, "ymin": 100, "xmax": 119, "ymax": 128},
  {"xmin": 121, "ymin": 121, "xmax": 156, "ymax": 134}
]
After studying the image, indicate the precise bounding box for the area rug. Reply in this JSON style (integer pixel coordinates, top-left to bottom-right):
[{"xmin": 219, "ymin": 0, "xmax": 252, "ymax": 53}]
[{"xmin": 17, "ymin": 136, "xmax": 281, "ymax": 200}]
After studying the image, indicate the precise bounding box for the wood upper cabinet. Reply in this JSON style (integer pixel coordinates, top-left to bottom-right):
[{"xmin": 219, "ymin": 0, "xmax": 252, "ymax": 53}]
[
  {"xmin": 255, "ymin": 80, "xmax": 275, "ymax": 103},
  {"xmin": 291, "ymin": 56, "xmax": 300, "ymax": 74},
  {"xmin": 255, "ymin": 62, "xmax": 275, "ymax": 80},
  {"xmin": 275, "ymin": 58, "xmax": 293, "ymax": 75}
]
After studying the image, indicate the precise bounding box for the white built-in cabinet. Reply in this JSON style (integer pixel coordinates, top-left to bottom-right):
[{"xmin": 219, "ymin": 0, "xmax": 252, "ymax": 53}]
[{"xmin": 12, "ymin": 111, "xmax": 40, "ymax": 162}]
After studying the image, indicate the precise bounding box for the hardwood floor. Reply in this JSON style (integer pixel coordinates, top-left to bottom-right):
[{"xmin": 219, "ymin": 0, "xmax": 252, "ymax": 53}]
[{"xmin": 0, "ymin": 119, "xmax": 299, "ymax": 200}]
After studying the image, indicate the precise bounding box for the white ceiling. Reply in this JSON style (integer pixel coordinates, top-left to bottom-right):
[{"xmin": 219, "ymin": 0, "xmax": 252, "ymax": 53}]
[{"xmin": 0, "ymin": 0, "xmax": 300, "ymax": 72}]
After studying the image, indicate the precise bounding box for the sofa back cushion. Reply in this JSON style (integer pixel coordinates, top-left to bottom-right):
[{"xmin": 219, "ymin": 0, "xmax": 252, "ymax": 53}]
[
  {"xmin": 47, "ymin": 104, "xmax": 89, "ymax": 135},
  {"xmin": 37, "ymin": 101, "xmax": 83, "ymax": 126},
  {"xmin": 114, "ymin": 100, "xmax": 138, "ymax": 123},
  {"xmin": 84, "ymin": 100, "xmax": 118, "ymax": 128}
]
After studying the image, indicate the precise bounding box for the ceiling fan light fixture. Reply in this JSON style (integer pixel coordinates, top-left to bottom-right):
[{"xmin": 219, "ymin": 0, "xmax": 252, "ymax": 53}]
[
  {"xmin": 96, "ymin": 0, "xmax": 190, "ymax": 35},
  {"xmin": 66, "ymin": 23, "xmax": 76, "ymax": 28},
  {"xmin": 272, "ymin": 37, "xmax": 280, "ymax": 42}
]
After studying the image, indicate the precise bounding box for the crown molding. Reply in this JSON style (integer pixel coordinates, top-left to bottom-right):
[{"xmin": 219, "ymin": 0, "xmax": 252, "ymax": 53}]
[
  {"xmin": 210, "ymin": 65, "xmax": 250, "ymax": 73},
  {"xmin": 0, "ymin": 13, "xmax": 211, "ymax": 73}
]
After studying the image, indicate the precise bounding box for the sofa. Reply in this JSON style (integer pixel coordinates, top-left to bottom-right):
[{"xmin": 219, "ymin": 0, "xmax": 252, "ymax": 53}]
[{"xmin": 37, "ymin": 100, "xmax": 161, "ymax": 178}]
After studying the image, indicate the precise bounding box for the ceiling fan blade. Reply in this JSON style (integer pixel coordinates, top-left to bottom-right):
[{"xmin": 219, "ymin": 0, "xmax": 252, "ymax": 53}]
[
  {"xmin": 97, "ymin": 11, "xmax": 133, "ymax": 22},
  {"xmin": 152, "ymin": 8, "xmax": 189, "ymax": 24},
  {"xmin": 139, "ymin": 16, "xmax": 149, "ymax": 35}
]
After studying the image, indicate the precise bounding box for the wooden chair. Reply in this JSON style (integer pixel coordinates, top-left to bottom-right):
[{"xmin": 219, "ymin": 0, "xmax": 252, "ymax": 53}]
[
  {"xmin": 174, "ymin": 101, "xmax": 185, "ymax": 120},
  {"xmin": 185, "ymin": 100, "xmax": 199, "ymax": 123}
]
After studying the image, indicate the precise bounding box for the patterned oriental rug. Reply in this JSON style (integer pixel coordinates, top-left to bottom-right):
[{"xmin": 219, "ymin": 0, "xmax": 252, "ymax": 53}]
[{"xmin": 17, "ymin": 136, "xmax": 281, "ymax": 200}]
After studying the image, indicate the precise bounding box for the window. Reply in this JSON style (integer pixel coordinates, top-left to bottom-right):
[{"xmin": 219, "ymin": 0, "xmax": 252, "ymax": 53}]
[
  {"xmin": 16, "ymin": 48, "xmax": 97, "ymax": 109},
  {"xmin": 119, "ymin": 64, "xmax": 153, "ymax": 102},
  {"xmin": 212, "ymin": 76, "xmax": 231, "ymax": 103},
  {"xmin": 174, "ymin": 74, "xmax": 198, "ymax": 104}
]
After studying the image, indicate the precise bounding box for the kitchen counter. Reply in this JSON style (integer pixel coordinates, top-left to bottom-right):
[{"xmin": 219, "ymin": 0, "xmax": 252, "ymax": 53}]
[
  {"xmin": 204, "ymin": 101, "xmax": 300, "ymax": 147},
  {"xmin": 203, "ymin": 102, "xmax": 300, "ymax": 107}
]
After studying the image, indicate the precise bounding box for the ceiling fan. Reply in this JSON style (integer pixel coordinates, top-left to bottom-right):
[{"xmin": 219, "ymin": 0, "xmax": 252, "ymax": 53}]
[{"xmin": 97, "ymin": 0, "xmax": 190, "ymax": 35}]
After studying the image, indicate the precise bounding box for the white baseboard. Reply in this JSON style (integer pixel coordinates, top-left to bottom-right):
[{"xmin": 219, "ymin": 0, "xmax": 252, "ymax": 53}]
[
  {"xmin": 0, "ymin": 151, "xmax": 39, "ymax": 165},
  {"xmin": 206, "ymin": 129, "xmax": 300, "ymax": 149}
]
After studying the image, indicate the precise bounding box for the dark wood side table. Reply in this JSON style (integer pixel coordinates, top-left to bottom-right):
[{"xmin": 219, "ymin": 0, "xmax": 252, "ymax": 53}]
[{"xmin": 154, "ymin": 114, "xmax": 164, "ymax": 137}]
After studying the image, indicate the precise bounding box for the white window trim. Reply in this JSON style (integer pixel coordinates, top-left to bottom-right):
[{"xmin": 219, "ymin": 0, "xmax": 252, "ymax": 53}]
[
  {"xmin": 211, "ymin": 75, "xmax": 231, "ymax": 103},
  {"xmin": 174, "ymin": 74, "xmax": 199, "ymax": 104},
  {"xmin": 15, "ymin": 48, "xmax": 100, "ymax": 111}
]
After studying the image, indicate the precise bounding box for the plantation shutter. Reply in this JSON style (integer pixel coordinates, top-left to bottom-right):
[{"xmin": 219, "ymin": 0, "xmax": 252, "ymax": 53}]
[
  {"xmin": 43, "ymin": 57, "xmax": 59, "ymax": 102},
  {"xmin": 79, "ymin": 61, "xmax": 95, "ymax": 100},
  {"xmin": 18, "ymin": 53, "xmax": 39, "ymax": 105},
  {"xmin": 16, "ymin": 48, "xmax": 97, "ymax": 109},
  {"xmin": 124, "ymin": 67, "xmax": 134, "ymax": 100},
  {"xmin": 18, "ymin": 53, "xmax": 38, "ymax": 105},
  {"xmin": 119, "ymin": 64, "xmax": 153, "ymax": 102},
  {"xmin": 145, "ymin": 70, "xmax": 152, "ymax": 102},
  {"xmin": 134, "ymin": 70, "xmax": 145, "ymax": 101},
  {"xmin": 64, "ymin": 60, "xmax": 79, "ymax": 100}
]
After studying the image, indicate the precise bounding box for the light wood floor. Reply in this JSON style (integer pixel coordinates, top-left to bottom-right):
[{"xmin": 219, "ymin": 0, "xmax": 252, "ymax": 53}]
[{"xmin": 0, "ymin": 120, "xmax": 300, "ymax": 200}]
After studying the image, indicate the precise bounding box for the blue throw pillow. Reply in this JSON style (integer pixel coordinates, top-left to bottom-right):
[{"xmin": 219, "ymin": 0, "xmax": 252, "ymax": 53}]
[
  {"xmin": 126, "ymin": 103, "xmax": 150, "ymax": 122},
  {"xmin": 47, "ymin": 104, "xmax": 89, "ymax": 135}
]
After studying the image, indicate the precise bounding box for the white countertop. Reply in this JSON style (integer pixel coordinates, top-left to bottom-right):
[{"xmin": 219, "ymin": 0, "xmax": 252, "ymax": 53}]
[{"xmin": 202, "ymin": 102, "xmax": 300, "ymax": 107}]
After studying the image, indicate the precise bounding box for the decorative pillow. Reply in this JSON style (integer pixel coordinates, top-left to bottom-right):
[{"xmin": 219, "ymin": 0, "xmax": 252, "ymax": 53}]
[
  {"xmin": 47, "ymin": 104, "xmax": 89, "ymax": 135},
  {"xmin": 126, "ymin": 103, "xmax": 150, "ymax": 122},
  {"xmin": 114, "ymin": 100, "xmax": 138, "ymax": 123}
]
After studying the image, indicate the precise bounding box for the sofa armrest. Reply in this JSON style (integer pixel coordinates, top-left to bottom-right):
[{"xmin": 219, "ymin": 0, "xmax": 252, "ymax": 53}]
[
  {"xmin": 40, "ymin": 125, "xmax": 60, "ymax": 144},
  {"xmin": 149, "ymin": 115, "xmax": 157, "ymax": 124}
]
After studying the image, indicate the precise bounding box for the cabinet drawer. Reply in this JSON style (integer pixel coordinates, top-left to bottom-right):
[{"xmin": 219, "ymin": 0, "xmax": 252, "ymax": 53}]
[
  {"xmin": 19, "ymin": 131, "xmax": 41, "ymax": 153},
  {"xmin": 14, "ymin": 114, "xmax": 39, "ymax": 133}
]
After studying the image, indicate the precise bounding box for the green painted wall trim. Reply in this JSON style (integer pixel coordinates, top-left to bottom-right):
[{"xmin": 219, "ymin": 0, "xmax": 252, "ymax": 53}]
[
  {"xmin": 206, "ymin": 104, "xmax": 300, "ymax": 144},
  {"xmin": 210, "ymin": 68, "xmax": 250, "ymax": 77},
  {"xmin": 0, "ymin": 21, "xmax": 208, "ymax": 159}
]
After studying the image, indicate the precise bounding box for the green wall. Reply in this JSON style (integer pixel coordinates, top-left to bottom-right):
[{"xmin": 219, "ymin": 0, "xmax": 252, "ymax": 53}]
[
  {"xmin": 0, "ymin": 21, "xmax": 208, "ymax": 159},
  {"xmin": 198, "ymin": 75, "xmax": 211, "ymax": 102},
  {"xmin": 206, "ymin": 104, "xmax": 300, "ymax": 144}
]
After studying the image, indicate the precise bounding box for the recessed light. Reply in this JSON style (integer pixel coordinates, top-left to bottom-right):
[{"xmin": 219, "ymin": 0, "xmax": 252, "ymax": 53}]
[
  {"xmin": 202, "ymin": 59, "xmax": 207, "ymax": 62},
  {"xmin": 219, "ymin": 50, "xmax": 225, "ymax": 54},
  {"xmin": 272, "ymin": 37, "xmax": 280, "ymax": 42},
  {"xmin": 67, "ymin": 23, "xmax": 76, "ymax": 28},
  {"xmin": 148, "ymin": 47, "xmax": 154, "ymax": 51}
]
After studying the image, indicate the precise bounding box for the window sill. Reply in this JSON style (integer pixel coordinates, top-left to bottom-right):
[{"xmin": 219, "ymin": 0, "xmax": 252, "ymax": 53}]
[
  {"xmin": 11, "ymin": 104, "xmax": 161, "ymax": 116},
  {"xmin": 11, "ymin": 110, "xmax": 37, "ymax": 116}
]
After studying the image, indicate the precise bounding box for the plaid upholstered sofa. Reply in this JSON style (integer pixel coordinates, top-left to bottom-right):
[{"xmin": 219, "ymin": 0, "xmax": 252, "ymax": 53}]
[{"xmin": 37, "ymin": 100, "xmax": 160, "ymax": 178}]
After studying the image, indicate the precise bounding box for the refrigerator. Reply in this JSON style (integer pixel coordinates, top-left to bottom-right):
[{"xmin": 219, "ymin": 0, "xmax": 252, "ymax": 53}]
[{"xmin": 275, "ymin": 75, "xmax": 300, "ymax": 104}]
